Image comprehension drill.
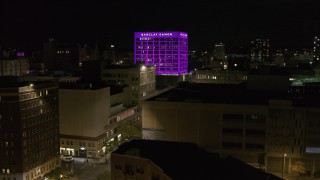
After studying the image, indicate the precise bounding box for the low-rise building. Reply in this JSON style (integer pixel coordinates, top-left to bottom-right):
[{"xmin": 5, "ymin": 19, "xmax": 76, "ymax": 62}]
[
  {"xmin": 111, "ymin": 139, "xmax": 280, "ymax": 180},
  {"xmin": 59, "ymin": 82, "xmax": 140, "ymax": 158},
  {"xmin": 142, "ymin": 83, "xmax": 320, "ymax": 178}
]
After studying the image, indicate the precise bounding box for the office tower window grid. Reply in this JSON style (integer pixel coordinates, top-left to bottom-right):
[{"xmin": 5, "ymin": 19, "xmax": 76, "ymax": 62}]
[
  {"xmin": 250, "ymin": 38, "xmax": 269, "ymax": 62},
  {"xmin": 314, "ymin": 36, "xmax": 320, "ymax": 61},
  {"xmin": 134, "ymin": 32, "xmax": 188, "ymax": 75}
]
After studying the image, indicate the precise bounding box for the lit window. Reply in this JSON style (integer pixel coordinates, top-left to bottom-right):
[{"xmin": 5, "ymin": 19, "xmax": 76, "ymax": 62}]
[{"xmin": 306, "ymin": 147, "xmax": 320, "ymax": 154}]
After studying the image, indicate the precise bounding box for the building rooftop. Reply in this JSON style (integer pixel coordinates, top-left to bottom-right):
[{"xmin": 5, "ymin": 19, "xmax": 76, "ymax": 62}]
[
  {"xmin": 113, "ymin": 139, "xmax": 281, "ymax": 180},
  {"xmin": 147, "ymin": 82, "xmax": 290, "ymax": 105},
  {"xmin": 0, "ymin": 76, "xmax": 57, "ymax": 88}
]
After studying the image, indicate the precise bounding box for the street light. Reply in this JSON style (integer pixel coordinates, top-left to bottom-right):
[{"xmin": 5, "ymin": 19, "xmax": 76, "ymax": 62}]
[{"xmin": 282, "ymin": 153, "xmax": 287, "ymax": 179}]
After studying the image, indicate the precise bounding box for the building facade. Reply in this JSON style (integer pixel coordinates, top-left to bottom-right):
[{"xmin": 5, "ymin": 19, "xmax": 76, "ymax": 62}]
[
  {"xmin": 0, "ymin": 77, "xmax": 60, "ymax": 180},
  {"xmin": 0, "ymin": 59, "xmax": 29, "ymax": 76},
  {"xmin": 210, "ymin": 43, "xmax": 227, "ymax": 69},
  {"xmin": 59, "ymin": 83, "xmax": 140, "ymax": 158},
  {"xmin": 43, "ymin": 39, "xmax": 78, "ymax": 74},
  {"xmin": 134, "ymin": 32, "xmax": 188, "ymax": 75},
  {"xmin": 251, "ymin": 39, "xmax": 270, "ymax": 62},
  {"xmin": 141, "ymin": 84, "xmax": 320, "ymax": 178},
  {"xmin": 314, "ymin": 36, "xmax": 320, "ymax": 62},
  {"xmin": 193, "ymin": 69, "xmax": 247, "ymax": 84},
  {"xmin": 102, "ymin": 65, "xmax": 156, "ymax": 109}
]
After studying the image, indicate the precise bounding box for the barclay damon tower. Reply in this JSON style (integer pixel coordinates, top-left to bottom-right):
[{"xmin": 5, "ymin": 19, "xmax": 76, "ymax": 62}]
[{"xmin": 134, "ymin": 32, "xmax": 188, "ymax": 75}]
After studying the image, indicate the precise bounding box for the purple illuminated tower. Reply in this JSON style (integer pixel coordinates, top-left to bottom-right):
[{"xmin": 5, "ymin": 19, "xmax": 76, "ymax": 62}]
[{"xmin": 134, "ymin": 32, "xmax": 188, "ymax": 75}]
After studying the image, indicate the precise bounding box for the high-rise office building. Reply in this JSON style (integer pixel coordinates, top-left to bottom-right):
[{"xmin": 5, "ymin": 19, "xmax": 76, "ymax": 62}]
[
  {"xmin": 214, "ymin": 43, "xmax": 225, "ymax": 60},
  {"xmin": 134, "ymin": 32, "xmax": 188, "ymax": 75},
  {"xmin": 313, "ymin": 36, "xmax": 320, "ymax": 61},
  {"xmin": 211, "ymin": 43, "xmax": 227, "ymax": 69},
  {"xmin": 0, "ymin": 77, "xmax": 60, "ymax": 180},
  {"xmin": 250, "ymin": 39, "xmax": 270, "ymax": 62},
  {"xmin": 43, "ymin": 39, "xmax": 78, "ymax": 74}
]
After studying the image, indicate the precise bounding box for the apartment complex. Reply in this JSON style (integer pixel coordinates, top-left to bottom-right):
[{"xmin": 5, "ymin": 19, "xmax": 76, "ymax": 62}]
[{"xmin": 0, "ymin": 77, "xmax": 60, "ymax": 180}]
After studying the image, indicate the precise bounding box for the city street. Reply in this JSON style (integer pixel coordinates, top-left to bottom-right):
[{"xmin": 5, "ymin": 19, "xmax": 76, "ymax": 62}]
[{"xmin": 61, "ymin": 157, "xmax": 110, "ymax": 180}]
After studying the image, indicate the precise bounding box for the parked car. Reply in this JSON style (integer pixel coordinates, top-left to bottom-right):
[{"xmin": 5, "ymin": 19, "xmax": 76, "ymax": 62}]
[{"xmin": 61, "ymin": 155, "xmax": 74, "ymax": 162}]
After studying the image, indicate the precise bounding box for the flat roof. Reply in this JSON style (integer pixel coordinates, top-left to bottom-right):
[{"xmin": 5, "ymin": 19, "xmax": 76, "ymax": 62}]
[
  {"xmin": 113, "ymin": 139, "xmax": 280, "ymax": 180},
  {"xmin": 0, "ymin": 76, "xmax": 57, "ymax": 88},
  {"xmin": 146, "ymin": 83, "xmax": 290, "ymax": 105}
]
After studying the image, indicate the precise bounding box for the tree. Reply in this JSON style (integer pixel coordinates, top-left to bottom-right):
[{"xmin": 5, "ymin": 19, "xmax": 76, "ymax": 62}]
[
  {"xmin": 104, "ymin": 120, "xmax": 142, "ymax": 155},
  {"xmin": 45, "ymin": 167, "xmax": 62, "ymax": 180},
  {"xmin": 117, "ymin": 120, "xmax": 142, "ymax": 143},
  {"xmin": 105, "ymin": 139, "xmax": 118, "ymax": 154},
  {"xmin": 291, "ymin": 161, "xmax": 306, "ymax": 176}
]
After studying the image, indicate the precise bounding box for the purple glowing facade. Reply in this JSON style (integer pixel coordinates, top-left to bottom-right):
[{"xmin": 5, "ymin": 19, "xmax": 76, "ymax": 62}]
[{"xmin": 134, "ymin": 32, "xmax": 188, "ymax": 75}]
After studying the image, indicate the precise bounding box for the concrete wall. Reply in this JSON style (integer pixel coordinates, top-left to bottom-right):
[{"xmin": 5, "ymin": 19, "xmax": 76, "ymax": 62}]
[{"xmin": 59, "ymin": 87, "xmax": 110, "ymax": 137}]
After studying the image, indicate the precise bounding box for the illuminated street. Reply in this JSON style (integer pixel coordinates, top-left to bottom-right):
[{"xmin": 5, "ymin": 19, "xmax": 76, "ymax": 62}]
[{"xmin": 61, "ymin": 157, "xmax": 110, "ymax": 180}]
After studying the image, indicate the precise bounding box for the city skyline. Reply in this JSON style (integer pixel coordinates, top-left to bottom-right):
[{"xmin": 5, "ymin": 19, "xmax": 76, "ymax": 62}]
[{"xmin": 1, "ymin": 0, "xmax": 320, "ymax": 52}]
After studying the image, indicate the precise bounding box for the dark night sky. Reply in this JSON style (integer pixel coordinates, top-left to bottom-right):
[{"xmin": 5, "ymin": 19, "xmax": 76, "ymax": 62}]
[{"xmin": 1, "ymin": 0, "xmax": 320, "ymax": 52}]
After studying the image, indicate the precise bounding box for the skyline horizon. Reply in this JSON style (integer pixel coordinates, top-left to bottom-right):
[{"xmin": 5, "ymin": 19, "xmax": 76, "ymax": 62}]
[
  {"xmin": 2, "ymin": 0, "xmax": 320, "ymax": 52},
  {"xmin": 1, "ymin": 33, "xmax": 317, "ymax": 54}
]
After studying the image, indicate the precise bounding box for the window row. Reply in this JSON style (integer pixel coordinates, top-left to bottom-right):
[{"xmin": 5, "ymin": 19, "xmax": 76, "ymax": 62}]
[
  {"xmin": 61, "ymin": 140, "xmax": 96, "ymax": 148},
  {"xmin": 0, "ymin": 141, "xmax": 14, "ymax": 148},
  {"xmin": 19, "ymin": 90, "xmax": 49, "ymax": 101}
]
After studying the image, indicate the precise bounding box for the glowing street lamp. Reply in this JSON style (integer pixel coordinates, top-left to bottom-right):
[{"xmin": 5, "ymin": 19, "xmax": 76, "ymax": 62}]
[{"xmin": 282, "ymin": 153, "xmax": 287, "ymax": 178}]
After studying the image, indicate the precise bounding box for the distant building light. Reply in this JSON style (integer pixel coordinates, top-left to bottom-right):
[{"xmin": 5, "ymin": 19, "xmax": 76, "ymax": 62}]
[
  {"xmin": 30, "ymin": 83, "xmax": 34, "ymax": 87},
  {"xmin": 223, "ymin": 64, "xmax": 228, "ymax": 69},
  {"xmin": 17, "ymin": 52, "xmax": 25, "ymax": 57},
  {"xmin": 80, "ymin": 147, "xmax": 85, "ymax": 150},
  {"xmin": 306, "ymin": 147, "xmax": 320, "ymax": 154},
  {"xmin": 111, "ymin": 45, "xmax": 115, "ymax": 48},
  {"xmin": 141, "ymin": 65, "xmax": 146, "ymax": 71}
]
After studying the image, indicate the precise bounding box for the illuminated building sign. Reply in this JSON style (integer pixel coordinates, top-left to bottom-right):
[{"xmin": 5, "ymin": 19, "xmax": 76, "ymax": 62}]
[
  {"xmin": 17, "ymin": 52, "xmax": 25, "ymax": 57},
  {"xmin": 134, "ymin": 31, "xmax": 188, "ymax": 75},
  {"xmin": 136, "ymin": 32, "xmax": 188, "ymax": 39}
]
